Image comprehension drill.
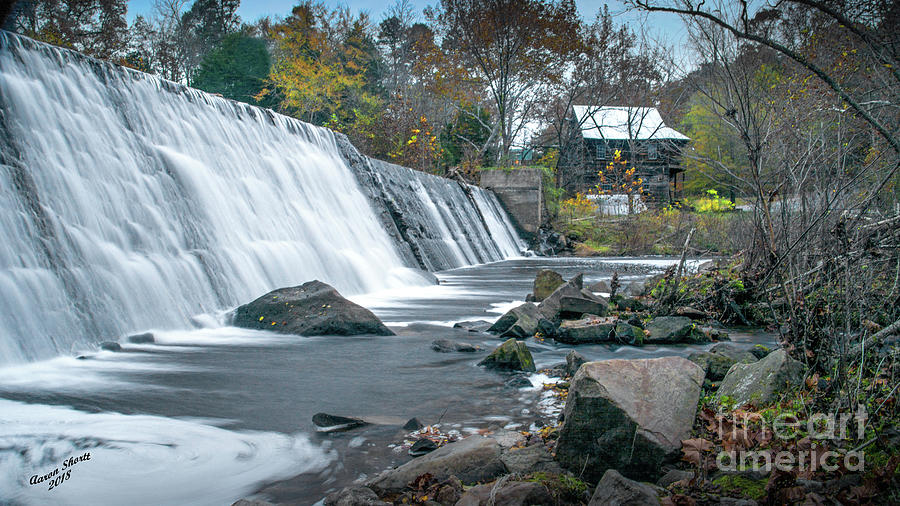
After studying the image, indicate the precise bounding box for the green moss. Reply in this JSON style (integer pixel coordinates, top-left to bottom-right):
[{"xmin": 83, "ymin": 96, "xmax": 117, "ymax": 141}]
[
  {"xmin": 526, "ymin": 472, "xmax": 588, "ymax": 503},
  {"xmin": 712, "ymin": 474, "xmax": 768, "ymax": 501}
]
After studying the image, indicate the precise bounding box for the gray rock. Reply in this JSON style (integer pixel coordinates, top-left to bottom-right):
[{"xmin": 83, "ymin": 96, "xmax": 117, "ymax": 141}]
[
  {"xmin": 645, "ymin": 316, "xmax": 708, "ymax": 344},
  {"xmin": 99, "ymin": 341, "xmax": 122, "ymax": 351},
  {"xmin": 657, "ymin": 469, "xmax": 694, "ymax": 488},
  {"xmin": 623, "ymin": 280, "xmax": 646, "ymax": 297},
  {"xmin": 453, "ymin": 320, "xmax": 493, "ymax": 333},
  {"xmin": 324, "ymin": 486, "xmax": 388, "ymax": 506},
  {"xmin": 126, "ymin": 332, "xmax": 154, "ymax": 344},
  {"xmin": 505, "ymin": 375, "xmax": 533, "ymax": 388},
  {"xmin": 591, "ymin": 280, "xmax": 612, "ymax": 293},
  {"xmin": 616, "ymin": 297, "xmax": 646, "ymax": 312},
  {"xmin": 556, "ymin": 357, "xmax": 705, "ymax": 481},
  {"xmin": 431, "ymin": 339, "xmax": 480, "ymax": 353},
  {"xmin": 403, "ymin": 417, "xmax": 424, "ymax": 430},
  {"xmin": 538, "ymin": 274, "xmax": 604, "ymax": 321},
  {"xmin": 478, "ymin": 338, "xmax": 536, "ymax": 372},
  {"xmin": 365, "ymin": 436, "xmax": 507, "ymax": 494},
  {"xmin": 555, "ymin": 317, "xmax": 617, "ymax": 344},
  {"xmin": 716, "ymin": 349, "xmax": 805, "ymax": 408},
  {"xmin": 560, "ymin": 296, "xmax": 608, "ymax": 319},
  {"xmin": 500, "ymin": 443, "xmax": 563, "ymax": 474},
  {"xmin": 565, "ymin": 350, "xmax": 587, "ymax": 376},
  {"xmin": 689, "ymin": 351, "xmax": 739, "ymax": 381},
  {"xmin": 675, "ymin": 306, "xmax": 708, "ymax": 320},
  {"xmin": 709, "ymin": 343, "xmax": 758, "ymax": 363},
  {"xmin": 589, "ymin": 469, "xmax": 661, "ymax": 505},
  {"xmin": 312, "ymin": 413, "xmax": 368, "ymax": 432},
  {"xmin": 614, "ymin": 322, "xmax": 645, "ymax": 346},
  {"xmin": 487, "ymin": 303, "xmax": 541, "ymax": 339},
  {"xmin": 409, "ymin": 438, "xmax": 438, "ymax": 456},
  {"xmin": 717, "ymin": 498, "xmax": 758, "ymax": 506},
  {"xmin": 231, "ymin": 500, "xmax": 275, "ymax": 506},
  {"xmin": 456, "ymin": 481, "xmax": 554, "ymax": 506},
  {"xmin": 232, "ymin": 281, "xmax": 393, "ymax": 336},
  {"xmin": 533, "ymin": 269, "xmax": 565, "ymax": 302}
]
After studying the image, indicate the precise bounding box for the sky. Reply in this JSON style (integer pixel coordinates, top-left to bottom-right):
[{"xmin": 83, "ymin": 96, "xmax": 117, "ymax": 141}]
[{"xmin": 125, "ymin": 0, "xmax": 689, "ymax": 48}]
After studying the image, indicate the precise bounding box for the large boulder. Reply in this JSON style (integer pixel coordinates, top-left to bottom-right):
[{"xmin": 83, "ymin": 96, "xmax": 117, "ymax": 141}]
[
  {"xmin": 559, "ymin": 296, "xmax": 608, "ymax": 319},
  {"xmin": 533, "ymin": 269, "xmax": 564, "ymax": 302},
  {"xmin": 232, "ymin": 281, "xmax": 393, "ymax": 336},
  {"xmin": 500, "ymin": 443, "xmax": 563, "ymax": 475},
  {"xmin": 555, "ymin": 357, "xmax": 705, "ymax": 481},
  {"xmin": 645, "ymin": 316, "xmax": 708, "ymax": 344},
  {"xmin": 588, "ymin": 469, "xmax": 661, "ymax": 506},
  {"xmin": 365, "ymin": 436, "xmax": 507, "ymax": 494},
  {"xmin": 487, "ymin": 302, "xmax": 541, "ymax": 339},
  {"xmin": 431, "ymin": 339, "xmax": 481, "ymax": 353},
  {"xmin": 538, "ymin": 274, "xmax": 606, "ymax": 322},
  {"xmin": 555, "ymin": 317, "xmax": 617, "ymax": 344},
  {"xmin": 478, "ymin": 338, "xmax": 536, "ymax": 372},
  {"xmin": 324, "ymin": 486, "xmax": 388, "ymax": 506},
  {"xmin": 716, "ymin": 349, "xmax": 805, "ymax": 408},
  {"xmin": 457, "ymin": 481, "xmax": 554, "ymax": 506}
]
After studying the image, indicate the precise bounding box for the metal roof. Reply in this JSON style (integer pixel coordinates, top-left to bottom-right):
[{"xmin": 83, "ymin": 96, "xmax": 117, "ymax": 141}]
[{"xmin": 572, "ymin": 105, "xmax": 689, "ymax": 141}]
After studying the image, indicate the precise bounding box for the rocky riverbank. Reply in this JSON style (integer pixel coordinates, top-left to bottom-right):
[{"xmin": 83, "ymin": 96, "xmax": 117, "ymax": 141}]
[{"xmin": 232, "ymin": 267, "xmax": 898, "ymax": 505}]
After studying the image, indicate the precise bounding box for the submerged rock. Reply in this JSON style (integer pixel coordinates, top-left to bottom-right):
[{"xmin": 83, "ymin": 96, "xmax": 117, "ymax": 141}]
[
  {"xmin": 232, "ymin": 280, "xmax": 393, "ymax": 336},
  {"xmin": 99, "ymin": 341, "xmax": 122, "ymax": 351},
  {"xmin": 716, "ymin": 349, "xmax": 804, "ymax": 408},
  {"xmin": 589, "ymin": 469, "xmax": 661, "ymax": 506},
  {"xmin": 487, "ymin": 302, "xmax": 541, "ymax": 339},
  {"xmin": 431, "ymin": 339, "xmax": 480, "ymax": 353},
  {"xmin": 453, "ymin": 320, "xmax": 493, "ymax": 333},
  {"xmin": 555, "ymin": 357, "xmax": 705, "ymax": 481},
  {"xmin": 533, "ymin": 269, "xmax": 564, "ymax": 302},
  {"xmin": 645, "ymin": 316, "xmax": 708, "ymax": 344},
  {"xmin": 478, "ymin": 338, "xmax": 536, "ymax": 372},
  {"xmin": 365, "ymin": 436, "xmax": 507, "ymax": 494},
  {"xmin": 312, "ymin": 413, "xmax": 369, "ymax": 432},
  {"xmin": 126, "ymin": 332, "xmax": 155, "ymax": 344}
]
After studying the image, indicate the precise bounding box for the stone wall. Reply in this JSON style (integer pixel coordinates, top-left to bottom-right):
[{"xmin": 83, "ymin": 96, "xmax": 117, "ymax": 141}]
[{"xmin": 479, "ymin": 168, "xmax": 543, "ymax": 236}]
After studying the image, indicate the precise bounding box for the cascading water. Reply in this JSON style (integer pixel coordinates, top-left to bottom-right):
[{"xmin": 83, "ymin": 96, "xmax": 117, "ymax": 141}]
[{"xmin": 0, "ymin": 31, "xmax": 524, "ymax": 365}]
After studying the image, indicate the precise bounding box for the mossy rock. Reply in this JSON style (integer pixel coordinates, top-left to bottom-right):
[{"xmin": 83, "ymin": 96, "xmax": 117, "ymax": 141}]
[
  {"xmin": 478, "ymin": 338, "xmax": 536, "ymax": 372},
  {"xmin": 712, "ymin": 474, "xmax": 768, "ymax": 501},
  {"xmin": 533, "ymin": 269, "xmax": 564, "ymax": 302},
  {"xmin": 614, "ymin": 322, "xmax": 644, "ymax": 346}
]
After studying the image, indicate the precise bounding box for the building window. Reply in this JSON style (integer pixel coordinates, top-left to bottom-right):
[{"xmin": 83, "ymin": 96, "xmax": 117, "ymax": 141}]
[
  {"xmin": 648, "ymin": 143, "xmax": 659, "ymax": 160},
  {"xmin": 596, "ymin": 142, "xmax": 607, "ymax": 160}
]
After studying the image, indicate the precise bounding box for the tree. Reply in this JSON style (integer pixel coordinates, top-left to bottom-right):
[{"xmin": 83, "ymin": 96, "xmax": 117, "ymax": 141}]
[
  {"xmin": 191, "ymin": 32, "xmax": 270, "ymax": 104},
  {"xmin": 433, "ymin": 0, "xmax": 581, "ymax": 164},
  {"xmin": 9, "ymin": 0, "xmax": 128, "ymax": 59}
]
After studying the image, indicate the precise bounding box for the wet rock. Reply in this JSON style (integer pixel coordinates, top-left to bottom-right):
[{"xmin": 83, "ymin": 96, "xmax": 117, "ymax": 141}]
[
  {"xmin": 403, "ymin": 417, "xmax": 424, "ymax": 430},
  {"xmin": 716, "ymin": 349, "xmax": 805, "ymax": 408},
  {"xmin": 233, "ymin": 281, "xmax": 393, "ymax": 336},
  {"xmin": 409, "ymin": 438, "xmax": 439, "ymax": 457},
  {"xmin": 536, "ymin": 318, "xmax": 558, "ymax": 340},
  {"xmin": 710, "ymin": 343, "xmax": 758, "ymax": 363},
  {"xmin": 99, "ymin": 341, "xmax": 122, "ymax": 351},
  {"xmin": 323, "ymin": 486, "xmax": 388, "ymax": 506},
  {"xmin": 556, "ymin": 357, "xmax": 705, "ymax": 481},
  {"xmin": 590, "ymin": 280, "xmax": 611, "ymax": 293},
  {"xmin": 312, "ymin": 413, "xmax": 368, "ymax": 432},
  {"xmin": 750, "ymin": 344, "xmax": 773, "ymax": 360},
  {"xmin": 365, "ymin": 436, "xmax": 507, "ymax": 494},
  {"xmin": 645, "ymin": 316, "xmax": 708, "ymax": 344},
  {"xmin": 588, "ymin": 469, "xmax": 661, "ymax": 506},
  {"xmin": 126, "ymin": 332, "xmax": 155, "ymax": 344},
  {"xmin": 505, "ymin": 375, "xmax": 533, "ymax": 388},
  {"xmin": 456, "ymin": 481, "xmax": 554, "ymax": 506},
  {"xmin": 700, "ymin": 326, "xmax": 730, "ymax": 341},
  {"xmin": 500, "ymin": 443, "xmax": 563, "ymax": 474},
  {"xmin": 555, "ymin": 317, "xmax": 616, "ymax": 344},
  {"xmin": 478, "ymin": 338, "xmax": 536, "ymax": 372},
  {"xmin": 565, "ymin": 350, "xmax": 587, "ymax": 376},
  {"xmin": 431, "ymin": 339, "xmax": 480, "ymax": 353},
  {"xmin": 658, "ymin": 469, "xmax": 694, "ymax": 488},
  {"xmin": 614, "ymin": 322, "xmax": 645, "ymax": 346},
  {"xmin": 559, "ymin": 296, "xmax": 608, "ymax": 319},
  {"xmin": 533, "ymin": 269, "xmax": 564, "ymax": 302},
  {"xmin": 453, "ymin": 320, "xmax": 493, "ymax": 333},
  {"xmin": 487, "ymin": 303, "xmax": 541, "ymax": 339}
]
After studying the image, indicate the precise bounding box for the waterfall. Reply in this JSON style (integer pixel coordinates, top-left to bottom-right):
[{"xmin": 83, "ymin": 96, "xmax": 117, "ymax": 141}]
[{"xmin": 0, "ymin": 32, "xmax": 524, "ymax": 364}]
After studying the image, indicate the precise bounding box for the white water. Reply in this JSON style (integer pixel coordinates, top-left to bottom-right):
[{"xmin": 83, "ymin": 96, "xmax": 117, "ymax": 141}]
[
  {"xmin": 0, "ymin": 399, "xmax": 333, "ymax": 506},
  {"xmin": 0, "ymin": 32, "xmax": 526, "ymax": 364}
]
